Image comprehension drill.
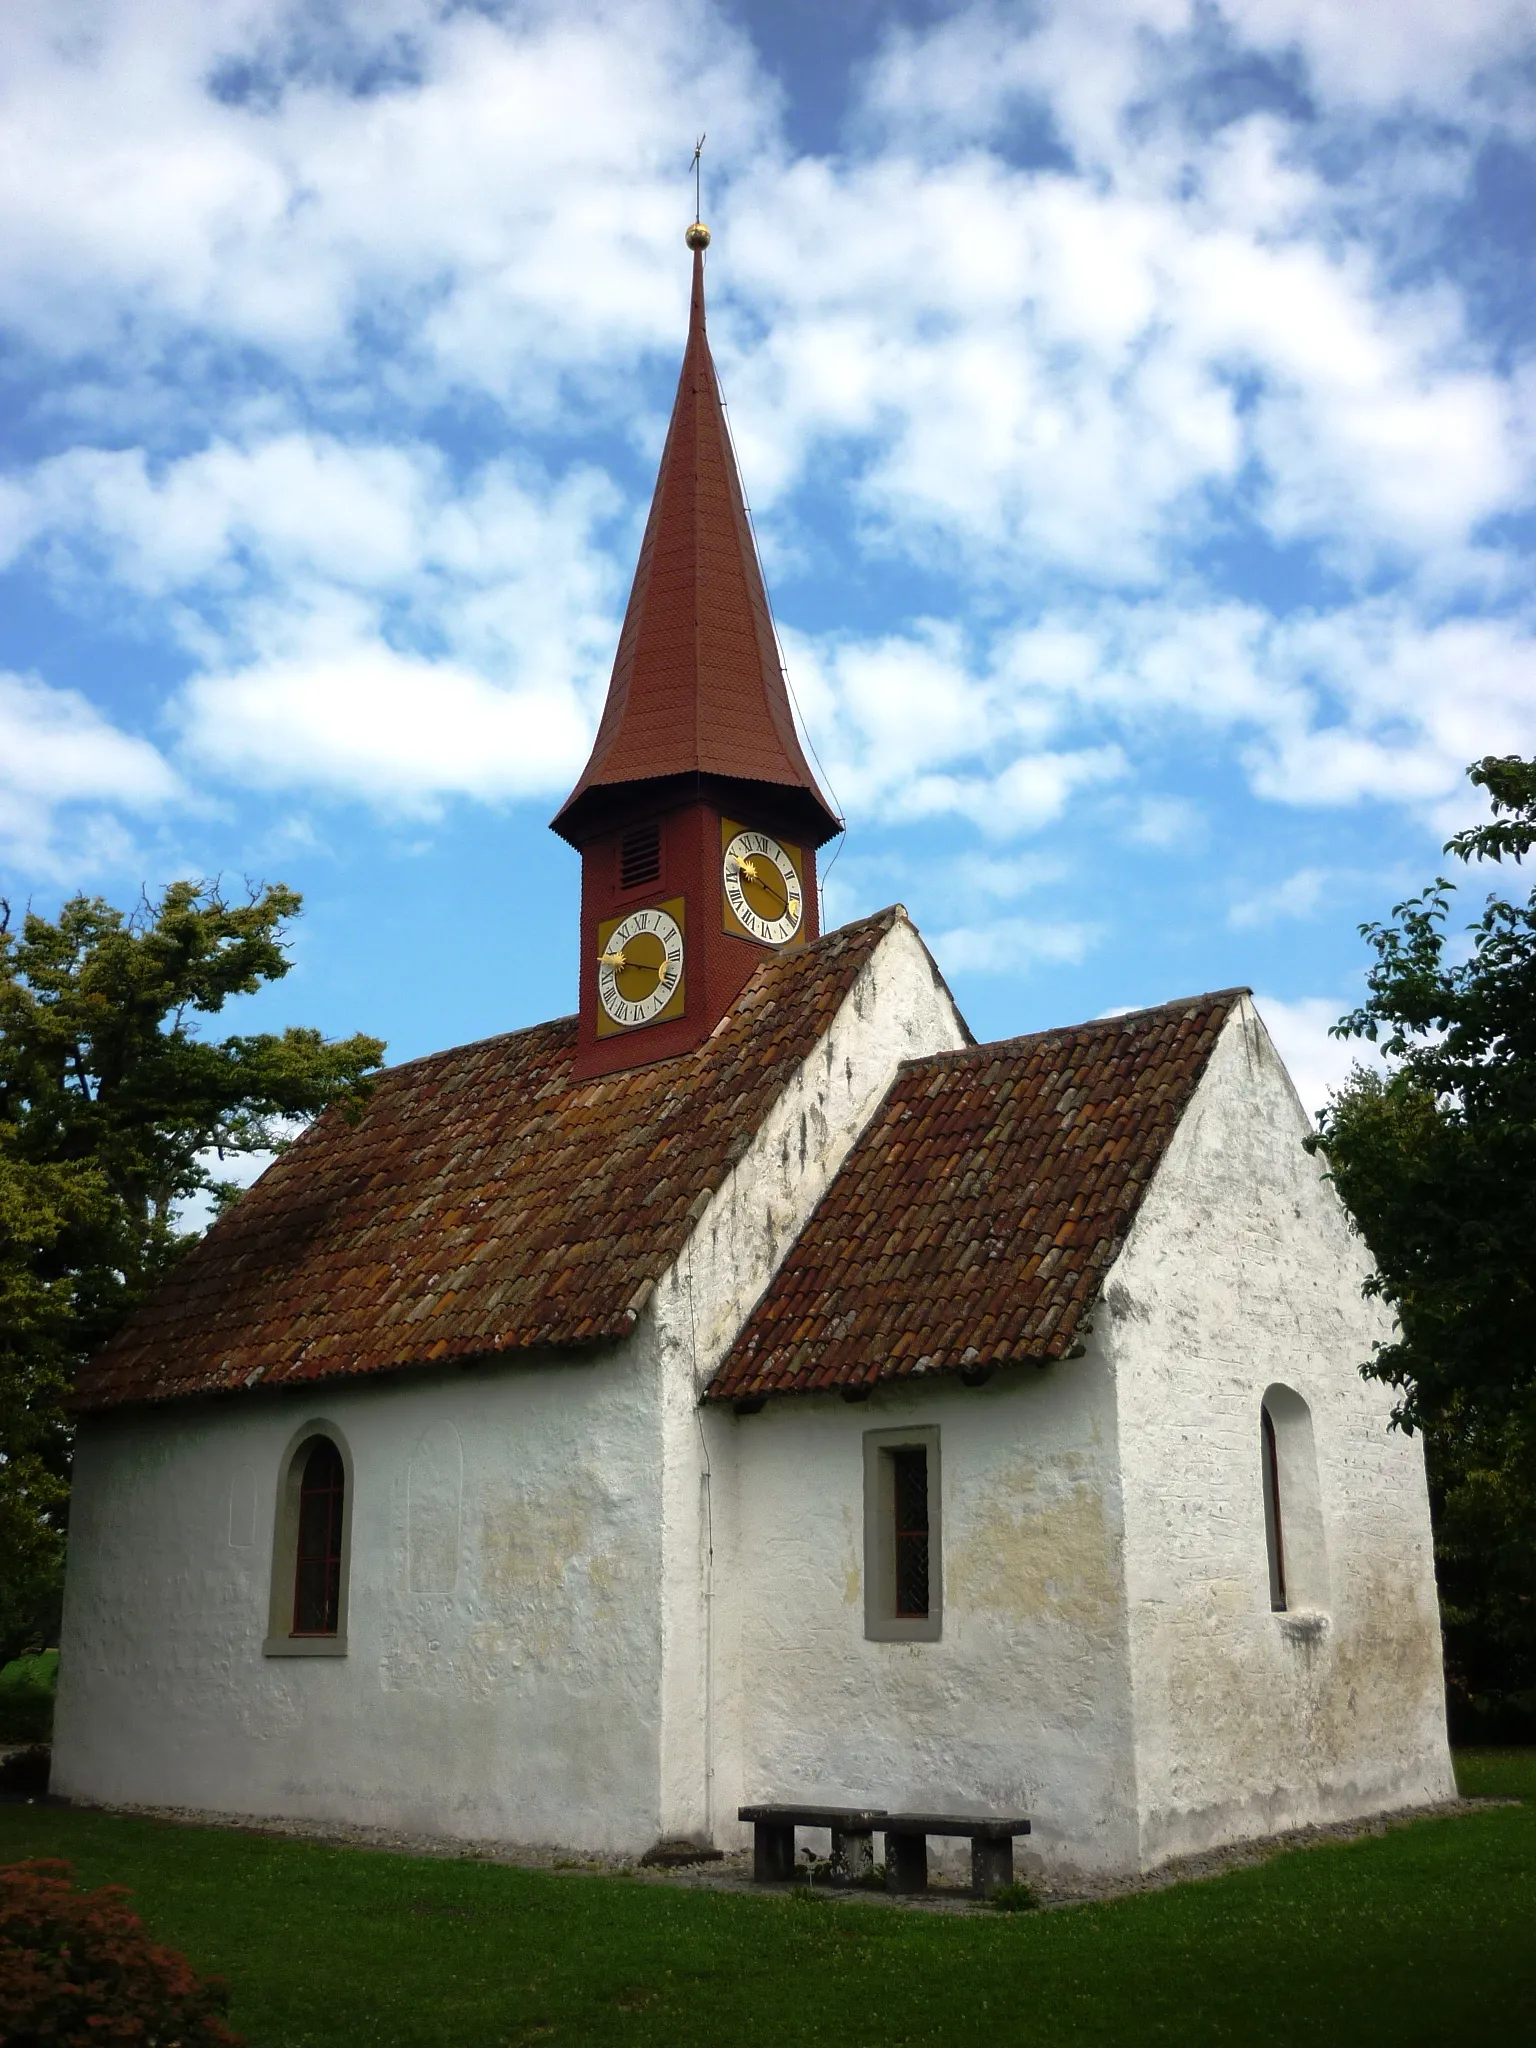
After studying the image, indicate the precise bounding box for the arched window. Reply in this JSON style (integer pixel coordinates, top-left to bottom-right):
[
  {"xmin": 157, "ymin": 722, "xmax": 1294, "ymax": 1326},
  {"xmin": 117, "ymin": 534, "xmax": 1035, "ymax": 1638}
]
[
  {"xmin": 1260, "ymin": 1386, "xmax": 1328, "ymax": 1616},
  {"xmin": 1260, "ymin": 1404, "xmax": 1287, "ymax": 1610},
  {"xmin": 266, "ymin": 1426, "xmax": 353, "ymax": 1656},
  {"xmin": 293, "ymin": 1439, "xmax": 345, "ymax": 1635}
]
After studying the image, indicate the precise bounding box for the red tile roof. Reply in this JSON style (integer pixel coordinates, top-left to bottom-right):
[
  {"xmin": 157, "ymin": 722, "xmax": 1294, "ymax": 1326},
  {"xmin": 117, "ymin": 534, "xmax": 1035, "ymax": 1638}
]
[
  {"xmin": 73, "ymin": 909, "xmax": 905, "ymax": 1414},
  {"xmin": 706, "ymin": 990, "xmax": 1245, "ymax": 1404},
  {"xmin": 551, "ymin": 245, "xmax": 840, "ymax": 849}
]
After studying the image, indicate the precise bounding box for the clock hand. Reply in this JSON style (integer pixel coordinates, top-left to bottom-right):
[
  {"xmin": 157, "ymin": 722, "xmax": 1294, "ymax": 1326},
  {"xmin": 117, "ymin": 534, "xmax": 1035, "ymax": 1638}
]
[
  {"xmin": 599, "ymin": 947, "xmax": 670, "ymax": 979},
  {"xmin": 728, "ymin": 851, "xmax": 788, "ymax": 910}
]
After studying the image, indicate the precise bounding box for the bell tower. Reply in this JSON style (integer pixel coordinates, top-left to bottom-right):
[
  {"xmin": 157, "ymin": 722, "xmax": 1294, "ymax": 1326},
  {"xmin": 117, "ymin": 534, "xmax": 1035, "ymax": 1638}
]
[{"xmin": 552, "ymin": 221, "xmax": 842, "ymax": 1079}]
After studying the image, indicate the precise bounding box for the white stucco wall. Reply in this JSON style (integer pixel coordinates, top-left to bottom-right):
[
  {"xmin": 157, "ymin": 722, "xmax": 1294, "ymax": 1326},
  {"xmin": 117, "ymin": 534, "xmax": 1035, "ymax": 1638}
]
[
  {"xmin": 708, "ymin": 1353, "xmax": 1142, "ymax": 1879},
  {"xmin": 56, "ymin": 955, "xmax": 1449, "ymax": 1873},
  {"xmin": 1106, "ymin": 999, "xmax": 1454, "ymax": 1867},
  {"xmin": 649, "ymin": 911, "xmax": 969, "ymax": 1842},
  {"xmin": 53, "ymin": 1348, "xmax": 669, "ymax": 1847},
  {"xmin": 53, "ymin": 912, "xmax": 969, "ymax": 1854}
]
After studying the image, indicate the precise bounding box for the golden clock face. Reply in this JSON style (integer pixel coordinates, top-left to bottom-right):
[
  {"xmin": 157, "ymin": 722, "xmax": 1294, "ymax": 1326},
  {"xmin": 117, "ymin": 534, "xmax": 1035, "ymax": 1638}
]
[
  {"xmin": 595, "ymin": 900, "xmax": 686, "ymax": 1033},
  {"xmin": 722, "ymin": 824, "xmax": 804, "ymax": 945}
]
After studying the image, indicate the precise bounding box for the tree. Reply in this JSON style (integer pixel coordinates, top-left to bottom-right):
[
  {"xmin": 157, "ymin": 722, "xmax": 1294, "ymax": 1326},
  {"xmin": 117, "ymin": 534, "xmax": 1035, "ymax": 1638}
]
[
  {"xmin": 1311, "ymin": 755, "xmax": 1536, "ymax": 1733},
  {"xmin": 0, "ymin": 882, "xmax": 384, "ymax": 1663}
]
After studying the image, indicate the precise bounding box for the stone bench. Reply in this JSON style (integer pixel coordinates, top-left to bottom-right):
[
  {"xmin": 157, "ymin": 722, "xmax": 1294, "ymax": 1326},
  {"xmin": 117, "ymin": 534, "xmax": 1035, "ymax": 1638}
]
[{"xmin": 738, "ymin": 1803, "xmax": 1032, "ymax": 1897}]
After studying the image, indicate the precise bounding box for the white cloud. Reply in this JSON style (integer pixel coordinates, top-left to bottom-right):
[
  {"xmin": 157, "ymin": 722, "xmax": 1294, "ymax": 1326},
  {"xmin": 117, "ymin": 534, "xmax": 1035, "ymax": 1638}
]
[
  {"xmin": 0, "ymin": 0, "xmax": 767, "ymax": 390},
  {"xmin": 727, "ymin": 143, "xmax": 1527, "ymax": 584},
  {"xmin": 992, "ymin": 597, "xmax": 1536, "ymax": 823},
  {"xmin": 930, "ymin": 915, "xmax": 1100, "ymax": 977},
  {"xmin": 0, "ymin": 671, "xmax": 182, "ymax": 875},
  {"xmin": 1228, "ymin": 866, "xmax": 1331, "ymax": 929},
  {"xmin": 1228, "ymin": 0, "xmax": 1536, "ymax": 119},
  {"xmin": 0, "ymin": 0, "xmax": 1533, "ymax": 872},
  {"xmin": 183, "ymin": 644, "xmax": 593, "ymax": 808},
  {"xmin": 9, "ymin": 439, "xmax": 432, "ymax": 593},
  {"xmin": 784, "ymin": 622, "xmax": 1125, "ymax": 839},
  {"xmin": 945, "ymin": 850, "xmax": 1066, "ymax": 901},
  {"xmin": 5, "ymin": 0, "xmax": 1525, "ymax": 587},
  {"xmin": 1128, "ymin": 795, "xmax": 1203, "ymax": 848},
  {"xmin": 712, "ymin": 0, "xmax": 1534, "ymax": 608},
  {"xmin": 4, "ymin": 433, "xmax": 625, "ymax": 808},
  {"xmin": 865, "ymin": 0, "xmax": 1535, "ymax": 157}
]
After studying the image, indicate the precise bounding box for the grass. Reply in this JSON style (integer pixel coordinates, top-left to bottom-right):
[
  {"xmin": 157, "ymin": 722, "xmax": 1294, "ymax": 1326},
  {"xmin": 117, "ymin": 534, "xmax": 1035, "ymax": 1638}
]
[{"xmin": 2, "ymin": 1753, "xmax": 1532, "ymax": 2047}]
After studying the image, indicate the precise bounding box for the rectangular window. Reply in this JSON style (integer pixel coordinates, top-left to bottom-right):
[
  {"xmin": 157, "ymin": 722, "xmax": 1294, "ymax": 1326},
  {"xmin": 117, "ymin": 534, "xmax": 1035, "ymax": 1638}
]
[
  {"xmin": 619, "ymin": 821, "xmax": 662, "ymax": 892},
  {"xmin": 890, "ymin": 1447, "xmax": 930, "ymax": 1617},
  {"xmin": 863, "ymin": 1427, "xmax": 941, "ymax": 1642}
]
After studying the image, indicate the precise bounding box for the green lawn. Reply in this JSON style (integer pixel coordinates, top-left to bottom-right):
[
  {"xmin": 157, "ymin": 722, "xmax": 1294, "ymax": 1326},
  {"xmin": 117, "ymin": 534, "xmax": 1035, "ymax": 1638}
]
[{"xmin": 3, "ymin": 1753, "xmax": 1532, "ymax": 2047}]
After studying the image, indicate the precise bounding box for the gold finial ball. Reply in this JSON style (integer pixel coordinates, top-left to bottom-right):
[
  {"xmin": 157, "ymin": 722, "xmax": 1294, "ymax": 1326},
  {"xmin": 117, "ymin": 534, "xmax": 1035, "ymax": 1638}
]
[{"xmin": 685, "ymin": 220, "xmax": 711, "ymax": 250}]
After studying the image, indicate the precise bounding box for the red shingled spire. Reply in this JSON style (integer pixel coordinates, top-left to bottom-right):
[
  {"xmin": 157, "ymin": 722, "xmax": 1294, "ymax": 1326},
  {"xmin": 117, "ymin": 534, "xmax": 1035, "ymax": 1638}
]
[{"xmin": 552, "ymin": 239, "xmax": 840, "ymax": 848}]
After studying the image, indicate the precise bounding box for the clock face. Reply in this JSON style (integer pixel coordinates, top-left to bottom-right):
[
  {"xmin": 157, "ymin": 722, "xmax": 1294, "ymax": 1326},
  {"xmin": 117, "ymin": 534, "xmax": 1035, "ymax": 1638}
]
[
  {"xmin": 722, "ymin": 827, "xmax": 804, "ymax": 945},
  {"xmin": 596, "ymin": 904, "xmax": 685, "ymax": 1030}
]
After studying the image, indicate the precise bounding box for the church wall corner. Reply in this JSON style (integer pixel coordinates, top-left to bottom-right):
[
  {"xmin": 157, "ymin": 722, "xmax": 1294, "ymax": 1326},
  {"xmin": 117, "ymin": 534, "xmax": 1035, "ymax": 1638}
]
[
  {"xmin": 645, "ymin": 912, "xmax": 969, "ymax": 1844},
  {"xmin": 1102, "ymin": 1001, "xmax": 1455, "ymax": 1869}
]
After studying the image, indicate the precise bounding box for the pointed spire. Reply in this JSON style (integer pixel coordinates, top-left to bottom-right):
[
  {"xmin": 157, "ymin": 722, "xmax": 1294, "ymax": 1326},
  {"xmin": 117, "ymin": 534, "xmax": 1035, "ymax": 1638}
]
[{"xmin": 552, "ymin": 227, "xmax": 841, "ymax": 848}]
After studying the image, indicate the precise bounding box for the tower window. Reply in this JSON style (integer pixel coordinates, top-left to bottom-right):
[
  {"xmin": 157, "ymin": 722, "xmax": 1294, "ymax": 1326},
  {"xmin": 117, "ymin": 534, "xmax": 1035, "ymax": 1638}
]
[
  {"xmin": 619, "ymin": 821, "xmax": 662, "ymax": 891},
  {"xmin": 863, "ymin": 1427, "xmax": 942, "ymax": 1642}
]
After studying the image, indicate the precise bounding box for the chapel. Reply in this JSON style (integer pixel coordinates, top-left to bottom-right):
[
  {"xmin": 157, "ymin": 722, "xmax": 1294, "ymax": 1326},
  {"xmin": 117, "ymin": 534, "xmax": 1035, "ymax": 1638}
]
[{"xmin": 53, "ymin": 224, "xmax": 1454, "ymax": 1881}]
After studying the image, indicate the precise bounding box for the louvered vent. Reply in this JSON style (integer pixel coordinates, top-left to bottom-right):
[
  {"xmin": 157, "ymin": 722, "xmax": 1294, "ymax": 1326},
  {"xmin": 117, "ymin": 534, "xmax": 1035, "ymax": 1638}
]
[{"xmin": 619, "ymin": 821, "xmax": 662, "ymax": 892}]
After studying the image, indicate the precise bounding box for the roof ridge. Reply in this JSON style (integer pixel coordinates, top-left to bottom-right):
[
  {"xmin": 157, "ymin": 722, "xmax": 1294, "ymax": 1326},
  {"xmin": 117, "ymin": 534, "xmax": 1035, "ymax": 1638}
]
[
  {"xmin": 898, "ymin": 986, "xmax": 1249, "ymax": 1072},
  {"xmin": 372, "ymin": 1010, "xmax": 578, "ymax": 1081}
]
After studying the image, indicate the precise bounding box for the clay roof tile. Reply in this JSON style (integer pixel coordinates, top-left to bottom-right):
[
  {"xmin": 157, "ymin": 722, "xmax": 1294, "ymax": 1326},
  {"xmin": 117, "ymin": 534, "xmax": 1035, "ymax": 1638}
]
[
  {"xmin": 706, "ymin": 989, "xmax": 1245, "ymax": 1403},
  {"xmin": 74, "ymin": 908, "xmax": 902, "ymax": 1413}
]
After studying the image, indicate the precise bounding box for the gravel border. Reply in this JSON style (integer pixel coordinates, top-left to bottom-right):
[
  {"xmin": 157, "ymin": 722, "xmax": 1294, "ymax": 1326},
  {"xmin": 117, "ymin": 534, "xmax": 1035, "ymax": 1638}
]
[{"xmin": 3, "ymin": 1759, "xmax": 1505, "ymax": 1916}]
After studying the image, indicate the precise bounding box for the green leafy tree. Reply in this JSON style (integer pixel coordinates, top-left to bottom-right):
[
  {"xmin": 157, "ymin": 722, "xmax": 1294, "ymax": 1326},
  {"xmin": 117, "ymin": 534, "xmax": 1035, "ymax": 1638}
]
[
  {"xmin": 0, "ymin": 883, "xmax": 384, "ymax": 1662},
  {"xmin": 1311, "ymin": 756, "xmax": 1536, "ymax": 1732}
]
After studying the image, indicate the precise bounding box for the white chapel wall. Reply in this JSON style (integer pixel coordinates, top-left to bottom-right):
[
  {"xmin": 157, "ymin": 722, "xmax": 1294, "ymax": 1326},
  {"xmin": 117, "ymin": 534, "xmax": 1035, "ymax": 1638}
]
[
  {"xmin": 53, "ymin": 1340, "xmax": 670, "ymax": 1853},
  {"xmin": 1105, "ymin": 998, "xmax": 1455, "ymax": 1867},
  {"xmin": 707, "ymin": 1353, "xmax": 1141, "ymax": 1879},
  {"xmin": 648, "ymin": 911, "xmax": 970, "ymax": 1844},
  {"xmin": 53, "ymin": 912, "xmax": 969, "ymax": 1858}
]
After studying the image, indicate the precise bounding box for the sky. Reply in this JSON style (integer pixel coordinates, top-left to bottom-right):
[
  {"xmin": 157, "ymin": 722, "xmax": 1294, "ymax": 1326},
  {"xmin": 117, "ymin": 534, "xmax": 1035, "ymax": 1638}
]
[{"xmin": 3, "ymin": 0, "xmax": 1535, "ymax": 1126}]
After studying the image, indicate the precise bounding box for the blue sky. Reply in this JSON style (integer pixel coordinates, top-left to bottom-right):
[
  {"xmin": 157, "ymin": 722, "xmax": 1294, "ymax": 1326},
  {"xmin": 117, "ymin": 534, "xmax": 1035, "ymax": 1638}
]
[{"xmin": 2, "ymin": 0, "xmax": 1534, "ymax": 1123}]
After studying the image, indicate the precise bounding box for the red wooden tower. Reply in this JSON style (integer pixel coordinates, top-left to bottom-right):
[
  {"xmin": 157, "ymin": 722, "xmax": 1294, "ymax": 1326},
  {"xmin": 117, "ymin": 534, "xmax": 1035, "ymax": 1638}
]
[{"xmin": 552, "ymin": 223, "xmax": 841, "ymax": 1078}]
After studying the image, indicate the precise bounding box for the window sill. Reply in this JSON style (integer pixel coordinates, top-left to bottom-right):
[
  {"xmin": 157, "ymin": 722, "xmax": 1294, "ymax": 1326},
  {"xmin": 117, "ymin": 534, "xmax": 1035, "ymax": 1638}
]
[
  {"xmin": 263, "ymin": 1636, "xmax": 348, "ymax": 1658},
  {"xmin": 865, "ymin": 1617, "xmax": 942, "ymax": 1644}
]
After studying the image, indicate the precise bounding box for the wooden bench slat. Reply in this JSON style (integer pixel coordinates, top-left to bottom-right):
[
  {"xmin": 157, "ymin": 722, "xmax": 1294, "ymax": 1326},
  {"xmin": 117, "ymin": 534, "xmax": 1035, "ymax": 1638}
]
[
  {"xmin": 738, "ymin": 1805, "xmax": 888, "ymax": 1828},
  {"xmin": 738, "ymin": 1804, "xmax": 1029, "ymax": 1838},
  {"xmin": 879, "ymin": 1813, "xmax": 1031, "ymax": 1837}
]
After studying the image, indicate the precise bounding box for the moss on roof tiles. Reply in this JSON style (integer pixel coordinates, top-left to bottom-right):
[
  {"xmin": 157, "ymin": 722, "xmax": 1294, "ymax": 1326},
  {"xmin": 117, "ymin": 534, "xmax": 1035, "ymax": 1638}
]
[
  {"xmin": 74, "ymin": 908, "xmax": 902, "ymax": 1413},
  {"xmin": 706, "ymin": 990, "xmax": 1244, "ymax": 1404}
]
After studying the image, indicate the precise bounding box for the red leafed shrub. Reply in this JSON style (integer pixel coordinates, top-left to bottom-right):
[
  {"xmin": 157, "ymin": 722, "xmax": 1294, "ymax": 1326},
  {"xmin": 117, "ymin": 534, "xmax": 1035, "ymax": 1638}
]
[{"xmin": 0, "ymin": 1858, "xmax": 244, "ymax": 2045}]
